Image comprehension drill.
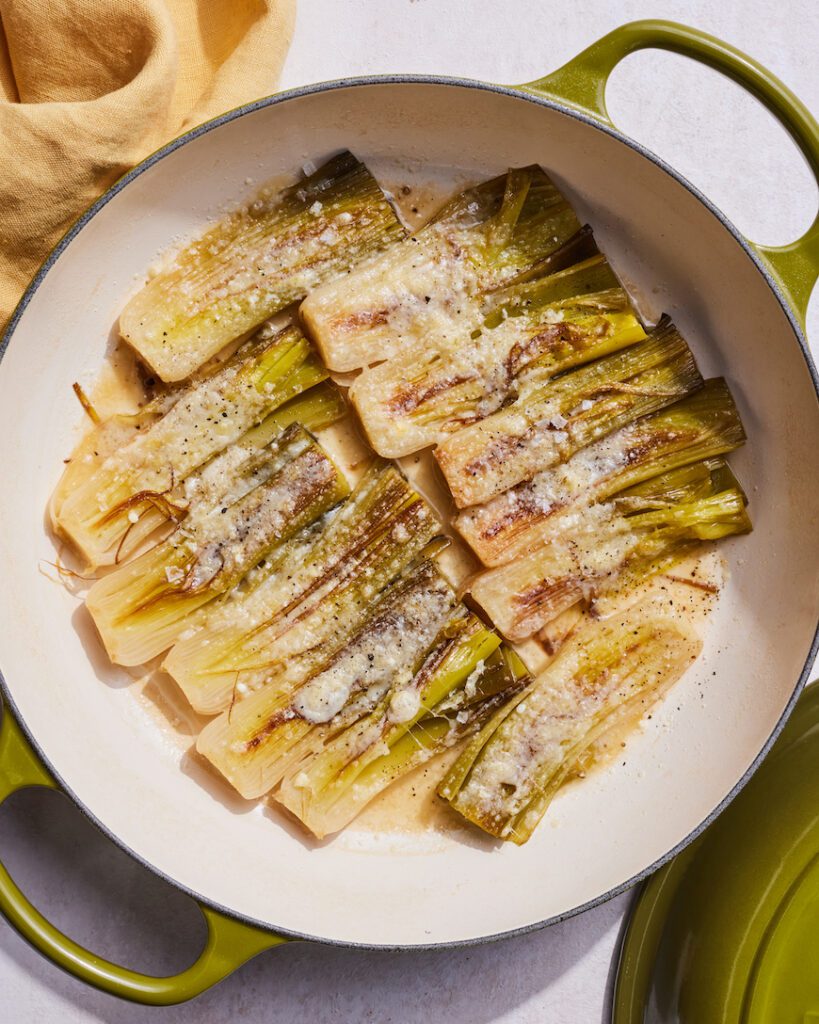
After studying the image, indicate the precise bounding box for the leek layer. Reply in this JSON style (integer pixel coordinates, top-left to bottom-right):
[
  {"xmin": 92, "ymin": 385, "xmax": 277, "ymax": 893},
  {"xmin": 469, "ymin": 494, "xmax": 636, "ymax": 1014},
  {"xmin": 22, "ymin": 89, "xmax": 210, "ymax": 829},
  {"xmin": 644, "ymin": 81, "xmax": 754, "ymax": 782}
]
[
  {"xmin": 470, "ymin": 459, "xmax": 751, "ymax": 641},
  {"xmin": 54, "ymin": 324, "xmax": 328, "ymax": 567},
  {"xmin": 50, "ymin": 384, "xmax": 186, "ymax": 526},
  {"xmin": 86, "ymin": 425, "xmax": 348, "ymax": 665},
  {"xmin": 196, "ymin": 559, "xmax": 460, "ymax": 799},
  {"xmin": 120, "ymin": 152, "xmax": 405, "ymax": 381},
  {"xmin": 456, "ymin": 378, "xmax": 746, "ymax": 565},
  {"xmin": 302, "ymin": 166, "xmax": 582, "ymax": 371},
  {"xmin": 276, "ymin": 635, "xmax": 529, "ymax": 838},
  {"xmin": 117, "ymin": 381, "xmax": 346, "ymax": 564},
  {"xmin": 350, "ymin": 252, "xmax": 647, "ymax": 458},
  {"xmin": 435, "ymin": 316, "xmax": 703, "ymax": 508},
  {"xmin": 164, "ymin": 463, "xmax": 440, "ymax": 714},
  {"xmin": 439, "ymin": 600, "xmax": 701, "ymax": 843}
]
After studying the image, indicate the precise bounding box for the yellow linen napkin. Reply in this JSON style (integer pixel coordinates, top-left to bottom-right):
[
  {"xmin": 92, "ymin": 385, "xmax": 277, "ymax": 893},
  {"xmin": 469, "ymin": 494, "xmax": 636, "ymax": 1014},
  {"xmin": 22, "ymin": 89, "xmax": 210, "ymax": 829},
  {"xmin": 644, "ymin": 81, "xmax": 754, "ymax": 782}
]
[{"xmin": 0, "ymin": 0, "xmax": 295, "ymax": 333}]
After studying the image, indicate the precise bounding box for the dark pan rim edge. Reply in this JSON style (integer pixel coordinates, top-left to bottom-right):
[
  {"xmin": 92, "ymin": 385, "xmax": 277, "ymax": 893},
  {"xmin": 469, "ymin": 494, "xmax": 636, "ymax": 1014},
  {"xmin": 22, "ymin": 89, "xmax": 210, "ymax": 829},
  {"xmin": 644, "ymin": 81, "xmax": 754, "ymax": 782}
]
[{"xmin": 0, "ymin": 73, "xmax": 817, "ymax": 953}]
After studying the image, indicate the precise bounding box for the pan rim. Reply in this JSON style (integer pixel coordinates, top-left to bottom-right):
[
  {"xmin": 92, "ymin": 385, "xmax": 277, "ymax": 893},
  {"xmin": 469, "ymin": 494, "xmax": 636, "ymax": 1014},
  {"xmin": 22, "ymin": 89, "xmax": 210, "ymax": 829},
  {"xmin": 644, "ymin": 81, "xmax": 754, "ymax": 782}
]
[{"xmin": 1, "ymin": 72, "xmax": 817, "ymax": 951}]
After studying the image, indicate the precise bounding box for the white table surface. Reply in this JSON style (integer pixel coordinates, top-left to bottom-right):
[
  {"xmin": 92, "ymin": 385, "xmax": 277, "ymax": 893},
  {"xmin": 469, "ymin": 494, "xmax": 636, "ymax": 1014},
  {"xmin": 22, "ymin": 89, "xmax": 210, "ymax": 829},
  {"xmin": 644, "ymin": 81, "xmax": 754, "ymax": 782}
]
[{"xmin": 1, "ymin": 2, "xmax": 816, "ymax": 1021}]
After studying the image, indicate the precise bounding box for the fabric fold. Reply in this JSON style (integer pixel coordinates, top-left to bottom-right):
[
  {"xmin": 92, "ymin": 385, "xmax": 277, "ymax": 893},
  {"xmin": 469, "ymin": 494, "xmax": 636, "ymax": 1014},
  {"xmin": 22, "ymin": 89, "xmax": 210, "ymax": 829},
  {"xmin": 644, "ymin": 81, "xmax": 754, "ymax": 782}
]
[{"xmin": 0, "ymin": 0, "xmax": 295, "ymax": 332}]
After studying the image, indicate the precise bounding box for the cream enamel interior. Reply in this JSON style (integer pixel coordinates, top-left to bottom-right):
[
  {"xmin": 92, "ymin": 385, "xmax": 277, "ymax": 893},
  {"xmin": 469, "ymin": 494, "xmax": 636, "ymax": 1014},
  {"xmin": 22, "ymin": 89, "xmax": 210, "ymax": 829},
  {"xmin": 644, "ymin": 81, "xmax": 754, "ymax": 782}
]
[{"xmin": 0, "ymin": 82, "xmax": 817, "ymax": 946}]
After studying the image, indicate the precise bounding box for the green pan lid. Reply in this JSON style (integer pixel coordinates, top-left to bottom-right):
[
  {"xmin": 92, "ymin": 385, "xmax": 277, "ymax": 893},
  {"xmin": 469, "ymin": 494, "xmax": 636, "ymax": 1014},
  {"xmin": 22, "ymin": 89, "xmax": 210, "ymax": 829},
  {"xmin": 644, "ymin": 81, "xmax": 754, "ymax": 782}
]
[{"xmin": 613, "ymin": 679, "xmax": 819, "ymax": 1023}]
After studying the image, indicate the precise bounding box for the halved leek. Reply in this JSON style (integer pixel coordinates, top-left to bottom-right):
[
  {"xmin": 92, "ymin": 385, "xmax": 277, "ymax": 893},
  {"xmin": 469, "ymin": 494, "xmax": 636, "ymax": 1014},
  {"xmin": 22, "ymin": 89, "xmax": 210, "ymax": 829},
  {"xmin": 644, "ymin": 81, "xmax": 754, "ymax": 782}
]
[
  {"xmin": 470, "ymin": 459, "xmax": 751, "ymax": 641},
  {"xmin": 178, "ymin": 380, "xmax": 346, "ymax": 526},
  {"xmin": 276, "ymin": 632, "xmax": 529, "ymax": 838},
  {"xmin": 249, "ymin": 379, "xmax": 347, "ymax": 435},
  {"xmin": 302, "ymin": 166, "xmax": 582, "ymax": 371},
  {"xmin": 439, "ymin": 600, "xmax": 701, "ymax": 843},
  {"xmin": 196, "ymin": 559, "xmax": 459, "ymax": 799},
  {"xmin": 349, "ymin": 252, "xmax": 647, "ymax": 458},
  {"xmin": 536, "ymin": 603, "xmax": 586, "ymax": 656},
  {"xmin": 120, "ymin": 152, "xmax": 405, "ymax": 381},
  {"xmin": 435, "ymin": 316, "xmax": 703, "ymax": 508},
  {"xmin": 164, "ymin": 463, "xmax": 440, "ymax": 714},
  {"xmin": 54, "ymin": 323, "xmax": 328, "ymax": 567},
  {"xmin": 455, "ymin": 378, "xmax": 746, "ymax": 565},
  {"xmin": 50, "ymin": 385, "xmax": 186, "ymax": 527},
  {"xmin": 86, "ymin": 425, "xmax": 349, "ymax": 666},
  {"xmin": 104, "ymin": 381, "xmax": 346, "ymax": 565}
]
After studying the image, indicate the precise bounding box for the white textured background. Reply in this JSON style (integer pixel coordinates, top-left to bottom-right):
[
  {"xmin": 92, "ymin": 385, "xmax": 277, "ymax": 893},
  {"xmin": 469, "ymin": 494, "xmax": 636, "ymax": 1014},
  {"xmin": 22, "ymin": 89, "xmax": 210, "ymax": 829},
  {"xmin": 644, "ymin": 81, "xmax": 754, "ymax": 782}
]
[{"xmin": 1, "ymin": 1, "xmax": 817, "ymax": 1021}]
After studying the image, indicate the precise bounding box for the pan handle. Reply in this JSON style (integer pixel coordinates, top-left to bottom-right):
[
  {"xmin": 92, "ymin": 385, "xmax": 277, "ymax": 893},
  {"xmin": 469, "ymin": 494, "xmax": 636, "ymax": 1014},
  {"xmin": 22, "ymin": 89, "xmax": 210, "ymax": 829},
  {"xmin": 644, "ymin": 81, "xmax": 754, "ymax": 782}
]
[
  {"xmin": 0, "ymin": 700, "xmax": 288, "ymax": 1005},
  {"xmin": 519, "ymin": 20, "xmax": 819, "ymax": 329}
]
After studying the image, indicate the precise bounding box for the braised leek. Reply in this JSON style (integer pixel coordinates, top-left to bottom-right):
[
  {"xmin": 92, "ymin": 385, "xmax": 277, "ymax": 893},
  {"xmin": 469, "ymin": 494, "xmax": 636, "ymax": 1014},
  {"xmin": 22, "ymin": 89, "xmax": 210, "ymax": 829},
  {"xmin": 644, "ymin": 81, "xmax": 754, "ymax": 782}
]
[
  {"xmin": 120, "ymin": 152, "xmax": 404, "ymax": 381},
  {"xmin": 277, "ymin": 633, "xmax": 529, "ymax": 838},
  {"xmin": 106, "ymin": 381, "xmax": 346, "ymax": 565},
  {"xmin": 455, "ymin": 378, "xmax": 746, "ymax": 565},
  {"xmin": 302, "ymin": 166, "xmax": 582, "ymax": 371},
  {"xmin": 349, "ymin": 252, "xmax": 647, "ymax": 457},
  {"xmin": 50, "ymin": 386, "xmax": 181, "ymax": 529},
  {"xmin": 470, "ymin": 459, "xmax": 751, "ymax": 641},
  {"xmin": 86, "ymin": 425, "xmax": 349, "ymax": 665},
  {"xmin": 439, "ymin": 601, "xmax": 701, "ymax": 843},
  {"xmin": 435, "ymin": 316, "xmax": 703, "ymax": 508},
  {"xmin": 54, "ymin": 324, "xmax": 328, "ymax": 567},
  {"xmin": 196, "ymin": 559, "xmax": 460, "ymax": 799},
  {"xmin": 164, "ymin": 463, "xmax": 440, "ymax": 714}
]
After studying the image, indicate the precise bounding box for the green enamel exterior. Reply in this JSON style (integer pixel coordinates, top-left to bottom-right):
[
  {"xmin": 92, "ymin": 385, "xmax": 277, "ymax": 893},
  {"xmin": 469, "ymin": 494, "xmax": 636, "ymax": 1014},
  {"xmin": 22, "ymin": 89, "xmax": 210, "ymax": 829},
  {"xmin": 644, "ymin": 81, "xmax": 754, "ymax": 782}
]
[
  {"xmin": 521, "ymin": 19, "xmax": 819, "ymax": 328},
  {"xmin": 613, "ymin": 681, "xmax": 819, "ymax": 1022},
  {"xmin": 0, "ymin": 20, "xmax": 816, "ymax": 1006},
  {"xmin": 0, "ymin": 700, "xmax": 288, "ymax": 1005}
]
